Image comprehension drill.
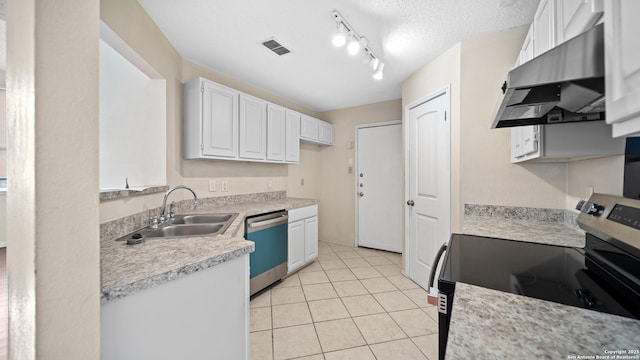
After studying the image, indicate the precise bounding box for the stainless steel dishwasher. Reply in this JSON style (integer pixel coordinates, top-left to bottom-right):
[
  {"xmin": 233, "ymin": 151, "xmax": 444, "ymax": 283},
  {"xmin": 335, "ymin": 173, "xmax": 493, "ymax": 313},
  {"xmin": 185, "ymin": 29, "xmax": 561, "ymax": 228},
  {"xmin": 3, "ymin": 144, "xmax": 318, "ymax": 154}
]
[{"xmin": 245, "ymin": 210, "xmax": 288, "ymax": 296}]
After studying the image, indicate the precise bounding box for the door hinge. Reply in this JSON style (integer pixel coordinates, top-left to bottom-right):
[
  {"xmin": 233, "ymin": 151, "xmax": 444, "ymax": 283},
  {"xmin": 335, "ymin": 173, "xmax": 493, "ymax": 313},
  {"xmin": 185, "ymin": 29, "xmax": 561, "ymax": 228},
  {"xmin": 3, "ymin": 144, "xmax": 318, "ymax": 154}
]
[
  {"xmin": 201, "ymin": 84, "xmax": 204, "ymax": 93},
  {"xmin": 201, "ymin": 143, "xmax": 204, "ymax": 150},
  {"xmin": 444, "ymin": 111, "xmax": 447, "ymax": 121}
]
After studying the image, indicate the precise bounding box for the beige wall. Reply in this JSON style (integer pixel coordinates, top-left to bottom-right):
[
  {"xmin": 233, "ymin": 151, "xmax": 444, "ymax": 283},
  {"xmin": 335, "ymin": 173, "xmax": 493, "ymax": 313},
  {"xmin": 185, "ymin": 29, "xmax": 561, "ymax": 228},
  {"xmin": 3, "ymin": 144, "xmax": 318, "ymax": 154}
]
[
  {"xmin": 566, "ymin": 156, "xmax": 624, "ymax": 209},
  {"xmin": 315, "ymin": 100, "xmax": 402, "ymax": 245},
  {"xmin": 459, "ymin": 26, "xmax": 568, "ymax": 213},
  {"xmin": 8, "ymin": 0, "xmax": 101, "ymax": 358},
  {"xmin": 287, "ymin": 144, "xmax": 322, "ymax": 199},
  {"xmin": 402, "ymin": 44, "xmax": 463, "ymax": 231}
]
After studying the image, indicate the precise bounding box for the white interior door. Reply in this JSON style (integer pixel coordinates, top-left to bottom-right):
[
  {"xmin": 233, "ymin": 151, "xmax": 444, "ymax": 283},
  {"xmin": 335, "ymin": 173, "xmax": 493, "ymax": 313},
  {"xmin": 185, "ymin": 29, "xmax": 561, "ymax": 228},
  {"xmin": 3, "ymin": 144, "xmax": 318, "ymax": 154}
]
[
  {"xmin": 406, "ymin": 89, "xmax": 451, "ymax": 289},
  {"xmin": 356, "ymin": 122, "xmax": 403, "ymax": 253}
]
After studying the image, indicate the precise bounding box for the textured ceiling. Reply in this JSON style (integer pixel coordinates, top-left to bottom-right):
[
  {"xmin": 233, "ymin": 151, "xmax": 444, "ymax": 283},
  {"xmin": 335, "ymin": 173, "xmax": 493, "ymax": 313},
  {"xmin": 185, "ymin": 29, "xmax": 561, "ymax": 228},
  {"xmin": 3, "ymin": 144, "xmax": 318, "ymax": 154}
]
[{"xmin": 138, "ymin": 0, "xmax": 540, "ymax": 112}]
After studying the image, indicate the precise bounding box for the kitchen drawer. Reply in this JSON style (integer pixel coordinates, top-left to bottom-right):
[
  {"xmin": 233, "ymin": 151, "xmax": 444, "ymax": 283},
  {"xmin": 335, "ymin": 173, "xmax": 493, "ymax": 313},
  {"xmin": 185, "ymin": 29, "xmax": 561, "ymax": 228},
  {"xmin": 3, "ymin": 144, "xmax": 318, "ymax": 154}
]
[{"xmin": 288, "ymin": 205, "xmax": 318, "ymax": 222}]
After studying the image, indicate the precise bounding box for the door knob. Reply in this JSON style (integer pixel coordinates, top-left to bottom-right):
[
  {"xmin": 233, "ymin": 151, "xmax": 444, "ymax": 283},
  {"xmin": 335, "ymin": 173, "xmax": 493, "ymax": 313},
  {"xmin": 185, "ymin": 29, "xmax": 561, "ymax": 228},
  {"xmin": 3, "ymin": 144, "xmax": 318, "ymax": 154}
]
[
  {"xmin": 407, "ymin": 200, "xmax": 415, "ymax": 206},
  {"xmin": 359, "ymin": 192, "xmax": 364, "ymax": 197}
]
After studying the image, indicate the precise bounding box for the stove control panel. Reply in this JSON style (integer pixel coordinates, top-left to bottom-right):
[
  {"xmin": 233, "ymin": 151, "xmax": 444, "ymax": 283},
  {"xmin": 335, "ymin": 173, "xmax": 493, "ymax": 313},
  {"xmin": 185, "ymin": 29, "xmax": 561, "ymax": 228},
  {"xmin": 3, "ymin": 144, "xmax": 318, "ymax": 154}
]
[
  {"xmin": 607, "ymin": 204, "xmax": 640, "ymax": 231},
  {"xmin": 576, "ymin": 200, "xmax": 604, "ymax": 216}
]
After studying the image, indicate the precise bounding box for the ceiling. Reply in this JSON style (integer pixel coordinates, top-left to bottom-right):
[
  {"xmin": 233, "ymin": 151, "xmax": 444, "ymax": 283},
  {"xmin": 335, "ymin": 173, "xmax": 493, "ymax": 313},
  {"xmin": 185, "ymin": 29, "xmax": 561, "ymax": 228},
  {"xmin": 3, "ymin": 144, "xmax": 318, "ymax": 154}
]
[{"xmin": 139, "ymin": 0, "xmax": 539, "ymax": 112}]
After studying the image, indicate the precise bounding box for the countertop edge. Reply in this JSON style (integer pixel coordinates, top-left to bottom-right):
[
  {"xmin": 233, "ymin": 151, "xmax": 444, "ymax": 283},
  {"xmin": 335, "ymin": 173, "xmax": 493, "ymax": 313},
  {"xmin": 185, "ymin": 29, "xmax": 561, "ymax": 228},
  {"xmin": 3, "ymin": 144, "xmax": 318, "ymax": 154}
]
[{"xmin": 101, "ymin": 240, "xmax": 254, "ymax": 304}]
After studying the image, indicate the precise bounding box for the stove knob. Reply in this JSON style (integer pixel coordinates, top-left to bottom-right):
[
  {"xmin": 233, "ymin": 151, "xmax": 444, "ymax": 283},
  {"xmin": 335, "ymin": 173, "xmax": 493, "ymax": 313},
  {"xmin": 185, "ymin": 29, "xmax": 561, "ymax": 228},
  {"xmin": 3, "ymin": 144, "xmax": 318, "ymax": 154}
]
[{"xmin": 587, "ymin": 203, "xmax": 604, "ymax": 216}]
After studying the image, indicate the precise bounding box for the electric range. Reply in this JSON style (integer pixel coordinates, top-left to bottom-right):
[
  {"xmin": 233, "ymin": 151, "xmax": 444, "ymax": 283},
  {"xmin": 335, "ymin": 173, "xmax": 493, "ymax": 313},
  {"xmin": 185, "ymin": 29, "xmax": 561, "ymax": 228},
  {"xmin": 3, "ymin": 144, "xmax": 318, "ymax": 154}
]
[{"xmin": 432, "ymin": 194, "xmax": 640, "ymax": 360}]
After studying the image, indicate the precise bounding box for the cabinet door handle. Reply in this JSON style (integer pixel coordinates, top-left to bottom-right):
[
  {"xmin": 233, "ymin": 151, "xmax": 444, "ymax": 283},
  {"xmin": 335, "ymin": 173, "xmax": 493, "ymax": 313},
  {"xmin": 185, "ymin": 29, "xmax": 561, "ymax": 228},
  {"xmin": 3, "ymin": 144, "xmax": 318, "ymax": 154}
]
[
  {"xmin": 359, "ymin": 192, "xmax": 364, "ymax": 197},
  {"xmin": 407, "ymin": 200, "xmax": 415, "ymax": 206}
]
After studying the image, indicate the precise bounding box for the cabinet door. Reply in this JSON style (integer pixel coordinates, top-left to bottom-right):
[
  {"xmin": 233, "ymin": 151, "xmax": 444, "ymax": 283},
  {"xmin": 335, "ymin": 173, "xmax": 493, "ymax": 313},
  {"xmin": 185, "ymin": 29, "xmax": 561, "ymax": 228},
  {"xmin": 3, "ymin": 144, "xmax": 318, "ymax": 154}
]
[
  {"xmin": 266, "ymin": 104, "xmax": 286, "ymax": 162},
  {"xmin": 201, "ymin": 81, "xmax": 239, "ymax": 158},
  {"xmin": 557, "ymin": 0, "xmax": 603, "ymax": 43},
  {"xmin": 533, "ymin": 0, "xmax": 557, "ymax": 56},
  {"xmin": 300, "ymin": 115, "xmax": 319, "ymax": 140},
  {"xmin": 288, "ymin": 220, "xmax": 305, "ymax": 273},
  {"xmin": 520, "ymin": 125, "xmax": 540, "ymax": 157},
  {"xmin": 239, "ymin": 94, "xmax": 267, "ymax": 160},
  {"xmin": 304, "ymin": 216, "xmax": 318, "ymax": 263},
  {"xmin": 285, "ymin": 110, "xmax": 300, "ymax": 163},
  {"xmin": 318, "ymin": 121, "xmax": 334, "ymax": 145},
  {"xmin": 511, "ymin": 125, "xmax": 540, "ymax": 163},
  {"xmin": 605, "ymin": 0, "xmax": 640, "ymax": 137}
]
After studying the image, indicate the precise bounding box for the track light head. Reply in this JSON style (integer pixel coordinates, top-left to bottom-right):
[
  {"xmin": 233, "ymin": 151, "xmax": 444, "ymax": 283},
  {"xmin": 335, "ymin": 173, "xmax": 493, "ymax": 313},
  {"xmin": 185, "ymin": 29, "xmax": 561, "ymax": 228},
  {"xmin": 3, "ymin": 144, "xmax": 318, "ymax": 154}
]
[
  {"xmin": 373, "ymin": 63, "xmax": 384, "ymax": 80},
  {"xmin": 369, "ymin": 56, "xmax": 379, "ymax": 71},
  {"xmin": 347, "ymin": 35, "xmax": 360, "ymax": 56},
  {"xmin": 332, "ymin": 23, "xmax": 346, "ymax": 47}
]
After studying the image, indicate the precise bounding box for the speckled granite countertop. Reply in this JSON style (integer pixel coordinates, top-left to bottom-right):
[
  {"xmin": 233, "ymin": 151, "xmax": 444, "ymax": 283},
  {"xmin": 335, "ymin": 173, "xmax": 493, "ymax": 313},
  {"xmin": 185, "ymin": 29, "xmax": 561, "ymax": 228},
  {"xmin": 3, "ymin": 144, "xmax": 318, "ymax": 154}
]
[
  {"xmin": 446, "ymin": 283, "xmax": 640, "ymax": 359},
  {"xmin": 101, "ymin": 197, "xmax": 318, "ymax": 303},
  {"xmin": 463, "ymin": 215, "xmax": 586, "ymax": 247}
]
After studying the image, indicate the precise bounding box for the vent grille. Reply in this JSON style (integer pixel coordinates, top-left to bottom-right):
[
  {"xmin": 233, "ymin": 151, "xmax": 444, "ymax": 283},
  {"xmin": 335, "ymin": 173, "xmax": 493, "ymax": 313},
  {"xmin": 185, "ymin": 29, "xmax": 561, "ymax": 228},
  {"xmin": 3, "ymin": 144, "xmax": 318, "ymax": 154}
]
[{"xmin": 261, "ymin": 38, "xmax": 291, "ymax": 56}]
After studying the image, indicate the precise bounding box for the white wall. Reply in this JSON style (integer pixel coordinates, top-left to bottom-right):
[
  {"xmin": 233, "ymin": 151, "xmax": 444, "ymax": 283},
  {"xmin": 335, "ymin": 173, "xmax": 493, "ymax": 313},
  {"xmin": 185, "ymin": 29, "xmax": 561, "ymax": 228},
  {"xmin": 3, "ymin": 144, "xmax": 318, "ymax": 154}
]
[{"xmin": 99, "ymin": 39, "xmax": 166, "ymax": 189}]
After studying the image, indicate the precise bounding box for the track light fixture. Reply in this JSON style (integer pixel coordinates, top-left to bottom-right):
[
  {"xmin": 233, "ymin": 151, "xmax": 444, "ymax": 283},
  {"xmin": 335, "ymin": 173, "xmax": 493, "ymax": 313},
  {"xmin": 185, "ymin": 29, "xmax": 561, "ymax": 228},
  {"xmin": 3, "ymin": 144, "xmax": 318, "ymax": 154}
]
[
  {"xmin": 331, "ymin": 9, "xmax": 385, "ymax": 80},
  {"xmin": 332, "ymin": 23, "xmax": 346, "ymax": 47}
]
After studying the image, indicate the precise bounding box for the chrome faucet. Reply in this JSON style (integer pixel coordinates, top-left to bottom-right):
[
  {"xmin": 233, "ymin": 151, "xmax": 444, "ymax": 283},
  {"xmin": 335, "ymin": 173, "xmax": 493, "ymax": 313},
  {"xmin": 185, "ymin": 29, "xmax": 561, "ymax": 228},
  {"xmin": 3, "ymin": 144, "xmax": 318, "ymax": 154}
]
[{"xmin": 161, "ymin": 185, "xmax": 198, "ymax": 219}]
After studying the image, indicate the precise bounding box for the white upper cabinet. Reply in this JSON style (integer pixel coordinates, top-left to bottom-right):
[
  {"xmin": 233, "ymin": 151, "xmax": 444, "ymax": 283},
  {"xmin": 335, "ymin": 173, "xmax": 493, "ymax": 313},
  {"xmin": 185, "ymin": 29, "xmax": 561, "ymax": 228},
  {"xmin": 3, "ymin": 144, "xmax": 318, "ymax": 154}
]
[
  {"xmin": 318, "ymin": 121, "xmax": 334, "ymax": 145},
  {"xmin": 300, "ymin": 115, "xmax": 319, "ymax": 140},
  {"xmin": 285, "ymin": 110, "xmax": 301, "ymax": 163},
  {"xmin": 239, "ymin": 94, "xmax": 267, "ymax": 160},
  {"xmin": 557, "ymin": 0, "xmax": 603, "ymax": 44},
  {"xmin": 184, "ymin": 77, "xmax": 239, "ymax": 159},
  {"xmin": 533, "ymin": 0, "xmax": 557, "ymax": 56},
  {"xmin": 605, "ymin": 0, "xmax": 640, "ymax": 137},
  {"xmin": 266, "ymin": 104, "xmax": 286, "ymax": 162},
  {"xmin": 184, "ymin": 77, "xmax": 332, "ymax": 163},
  {"xmin": 300, "ymin": 114, "xmax": 334, "ymax": 146},
  {"xmin": 510, "ymin": 0, "xmax": 623, "ymax": 162}
]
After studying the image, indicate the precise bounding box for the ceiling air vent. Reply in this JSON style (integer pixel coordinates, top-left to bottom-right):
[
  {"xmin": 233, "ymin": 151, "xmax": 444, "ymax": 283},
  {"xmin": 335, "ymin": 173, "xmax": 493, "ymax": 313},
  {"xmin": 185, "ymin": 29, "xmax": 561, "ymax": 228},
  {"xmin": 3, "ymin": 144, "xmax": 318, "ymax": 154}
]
[{"xmin": 261, "ymin": 38, "xmax": 291, "ymax": 56}]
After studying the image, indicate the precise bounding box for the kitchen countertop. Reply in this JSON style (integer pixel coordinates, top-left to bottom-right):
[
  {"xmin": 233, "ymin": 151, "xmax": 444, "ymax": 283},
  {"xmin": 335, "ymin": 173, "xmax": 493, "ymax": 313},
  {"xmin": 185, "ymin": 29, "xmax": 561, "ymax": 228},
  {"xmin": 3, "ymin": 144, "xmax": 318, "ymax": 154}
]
[
  {"xmin": 446, "ymin": 282, "xmax": 640, "ymax": 359},
  {"xmin": 463, "ymin": 215, "xmax": 585, "ymax": 247},
  {"xmin": 448, "ymin": 212, "xmax": 640, "ymax": 359},
  {"xmin": 101, "ymin": 197, "xmax": 318, "ymax": 303}
]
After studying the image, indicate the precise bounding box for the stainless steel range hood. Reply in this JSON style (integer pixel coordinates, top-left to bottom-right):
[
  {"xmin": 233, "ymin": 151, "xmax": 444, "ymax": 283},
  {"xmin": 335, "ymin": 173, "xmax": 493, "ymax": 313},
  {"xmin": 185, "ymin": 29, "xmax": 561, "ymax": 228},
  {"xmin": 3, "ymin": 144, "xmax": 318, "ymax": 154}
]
[{"xmin": 492, "ymin": 23, "xmax": 605, "ymax": 129}]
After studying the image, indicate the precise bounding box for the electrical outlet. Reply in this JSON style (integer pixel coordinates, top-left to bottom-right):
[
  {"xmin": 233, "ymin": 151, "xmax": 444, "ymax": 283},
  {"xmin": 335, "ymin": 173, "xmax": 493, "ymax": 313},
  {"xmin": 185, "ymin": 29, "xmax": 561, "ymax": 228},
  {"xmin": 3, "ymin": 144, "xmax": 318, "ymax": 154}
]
[
  {"xmin": 268, "ymin": 179, "xmax": 273, "ymax": 188},
  {"xmin": 209, "ymin": 180, "xmax": 216, "ymax": 192},
  {"xmin": 221, "ymin": 181, "xmax": 228, "ymax": 192},
  {"xmin": 347, "ymin": 166, "xmax": 353, "ymax": 174}
]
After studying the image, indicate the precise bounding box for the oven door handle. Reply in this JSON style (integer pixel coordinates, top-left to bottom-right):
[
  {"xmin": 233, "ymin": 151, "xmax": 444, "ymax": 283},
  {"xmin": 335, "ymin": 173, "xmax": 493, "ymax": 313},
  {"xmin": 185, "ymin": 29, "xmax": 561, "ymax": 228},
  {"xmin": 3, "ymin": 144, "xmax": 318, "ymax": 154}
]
[{"xmin": 427, "ymin": 243, "xmax": 447, "ymax": 306}]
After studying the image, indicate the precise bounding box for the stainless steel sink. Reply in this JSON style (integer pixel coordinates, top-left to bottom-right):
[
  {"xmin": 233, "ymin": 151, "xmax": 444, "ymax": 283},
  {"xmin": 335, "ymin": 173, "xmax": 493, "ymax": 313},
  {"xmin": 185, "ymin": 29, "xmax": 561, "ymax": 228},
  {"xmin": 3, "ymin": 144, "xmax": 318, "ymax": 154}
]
[
  {"xmin": 117, "ymin": 213, "xmax": 239, "ymax": 244},
  {"xmin": 146, "ymin": 224, "xmax": 224, "ymax": 237},
  {"xmin": 172, "ymin": 213, "xmax": 235, "ymax": 224}
]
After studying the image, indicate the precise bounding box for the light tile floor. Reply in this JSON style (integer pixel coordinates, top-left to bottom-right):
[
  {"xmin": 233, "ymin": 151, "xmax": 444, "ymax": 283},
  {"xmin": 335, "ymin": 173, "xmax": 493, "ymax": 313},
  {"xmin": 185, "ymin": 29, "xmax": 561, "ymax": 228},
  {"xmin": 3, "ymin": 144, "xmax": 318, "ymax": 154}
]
[{"xmin": 250, "ymin": 241, "xmax": 439, "ymax": 360}]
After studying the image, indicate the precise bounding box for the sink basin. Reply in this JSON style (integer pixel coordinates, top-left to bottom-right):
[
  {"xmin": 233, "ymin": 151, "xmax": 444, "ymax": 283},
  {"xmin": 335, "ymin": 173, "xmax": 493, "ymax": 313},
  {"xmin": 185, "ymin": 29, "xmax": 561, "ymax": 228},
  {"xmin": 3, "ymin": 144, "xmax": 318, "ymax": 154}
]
[
  {"xmin": 116, "ymin": 212, "xmax": 239, "ymax": 243},
  {"xmin": 173, "ymin": 213, "xmax": 235, "ymax": 224},
  {"xmin": 146, "ymin": 224, "xmax": 224, "ymax": 238}
]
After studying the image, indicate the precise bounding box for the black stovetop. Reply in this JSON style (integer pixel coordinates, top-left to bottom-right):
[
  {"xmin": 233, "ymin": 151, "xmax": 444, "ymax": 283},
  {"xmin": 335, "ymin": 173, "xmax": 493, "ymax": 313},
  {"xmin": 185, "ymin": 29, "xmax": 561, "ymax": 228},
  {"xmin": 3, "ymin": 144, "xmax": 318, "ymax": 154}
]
[{"xmin": 438, "ymin": 234, "xmax": 640, "ymax": 319}]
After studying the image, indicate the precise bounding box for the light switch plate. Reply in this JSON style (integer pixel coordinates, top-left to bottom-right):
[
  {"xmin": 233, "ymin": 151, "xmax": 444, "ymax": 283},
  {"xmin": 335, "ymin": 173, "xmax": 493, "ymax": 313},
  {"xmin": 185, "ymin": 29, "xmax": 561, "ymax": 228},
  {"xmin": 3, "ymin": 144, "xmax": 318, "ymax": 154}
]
[
  {"xmin": 209, "ymin": 180, "xmax": 216, "ymax": 192},
  {"xmin": 221, "ymin": 181, "xmax": 228, "ymax": 192}
]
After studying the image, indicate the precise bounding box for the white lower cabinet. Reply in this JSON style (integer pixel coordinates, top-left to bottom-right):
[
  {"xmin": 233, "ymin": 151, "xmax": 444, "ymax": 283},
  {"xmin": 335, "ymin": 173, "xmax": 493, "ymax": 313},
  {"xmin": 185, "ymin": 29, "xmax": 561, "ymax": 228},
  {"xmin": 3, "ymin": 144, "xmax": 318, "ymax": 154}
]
[
  {"xmin": 102, "ymin": 254, "xmax": 249, "ymax": 360},
  {"xmin": 287, "ymin": 205, "xmax": 318, "ymax": 274}
]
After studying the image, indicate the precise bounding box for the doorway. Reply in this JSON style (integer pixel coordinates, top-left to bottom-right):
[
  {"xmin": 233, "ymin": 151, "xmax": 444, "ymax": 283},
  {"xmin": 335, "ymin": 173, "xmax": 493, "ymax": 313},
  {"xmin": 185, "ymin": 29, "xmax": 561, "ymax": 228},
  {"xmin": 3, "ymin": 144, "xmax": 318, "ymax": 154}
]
[
  {"xmin": 405, "ymin": 88, "xmax": 451, "ymax": 289},
  {"xmin": 355, "ymin": 121, "xmax": 403, "ymax": 253}
]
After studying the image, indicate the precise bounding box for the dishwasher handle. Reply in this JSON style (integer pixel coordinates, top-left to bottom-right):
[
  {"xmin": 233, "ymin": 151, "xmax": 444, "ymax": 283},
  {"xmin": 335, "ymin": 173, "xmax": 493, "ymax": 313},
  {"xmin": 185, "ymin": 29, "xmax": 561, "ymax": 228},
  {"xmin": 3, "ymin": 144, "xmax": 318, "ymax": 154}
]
[
  {"xmin": 427, "ymin": 243, "xmax": 447, "ymax": 306},
  {"xmin": 248, "ymin": 215, "xmax": 289, "ymax": 228}
]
